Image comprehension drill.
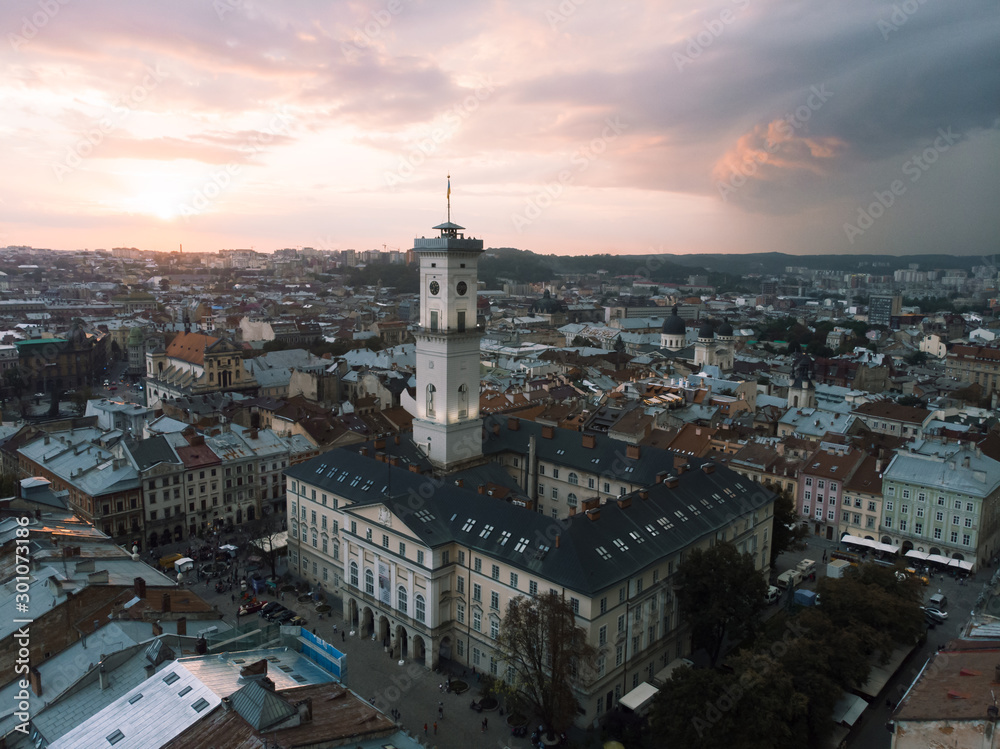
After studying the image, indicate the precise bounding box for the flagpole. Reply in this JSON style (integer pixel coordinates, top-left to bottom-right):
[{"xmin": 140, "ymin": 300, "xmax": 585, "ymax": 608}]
[{"xmin": 447, "ymin": 174, "xmax": 451, "ymax": 224}]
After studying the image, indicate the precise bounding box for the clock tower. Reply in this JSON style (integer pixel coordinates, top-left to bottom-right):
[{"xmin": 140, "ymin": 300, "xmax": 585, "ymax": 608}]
[{"xmin": 411, "ymin": 219, "xmax": 484, "ymax": 470}]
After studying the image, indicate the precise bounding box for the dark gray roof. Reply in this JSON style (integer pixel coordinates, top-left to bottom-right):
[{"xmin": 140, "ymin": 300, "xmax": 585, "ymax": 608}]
[
  {"xmin": 482, "ymin": 416, "xmax": 669, "ymax": 487},
  {"xmin": 123, "ymin": 435, "xmax": 179, "ymax": 471},
  {"xmin": 287, "ymin": 435, "xmax": 773, "ymax": 596}
]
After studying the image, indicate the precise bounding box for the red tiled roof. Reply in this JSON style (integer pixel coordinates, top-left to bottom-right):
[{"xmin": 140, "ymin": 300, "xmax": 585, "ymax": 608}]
[{"xmin": 166, "ymin": 332, "xmax": 221, "ymax": 365}]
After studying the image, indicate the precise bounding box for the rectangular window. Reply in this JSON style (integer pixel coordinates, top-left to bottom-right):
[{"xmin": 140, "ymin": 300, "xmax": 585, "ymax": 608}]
[
  {"xmin": 491, "ymin": 564, "xmax": 500, "ymax": 580},
  {"xmin": 473, "ymin": 583, "xmax": 482, "ymax": 602},
  {"xmin": 529, "ymin": 580, "xmax": 538, "ymax": 596},
  {"xmin": 963, "ymin": 534, "xmax": 971, "ymax": 546},
  {"xmin": 491, "ymin": 591, "xmax": 499, "ymax": 610},
  {"xmin": 474, "ymin": 558, "xmax": 482, "ymax": 573},
  {"xmin": 457, "ymin": 602, "xmax": 465, "ymax": 624},
  {"xmin": 617, "ymin": 614, "xmax": 625, "ymax": 633},
  {"xmin": 457, "ymin": 576, "xmax": 464, "ymax": 594},
  {"xmin": 417, "ymin": 550, "xmax": 425, "ymax": 565},
  {"xmin": 510, "ymin": 572, "xmax": 518, "ymax": 588},
  {"xmin": 615, "ymin": 644, "xmax": 624, "ymax": 667},
  {"xmin": 885, "ymin": 501, "xmax": 893, "ymax": 512},
  {"xmin": 933, "ymin": 527, "xmax": 942, "ymax": 539},
  {"xmin": 399, "ymin": 541, "xmax": 406, "ymax": 556},
  {"xmin": 914, "ymin": 523, "xmax": 923, "ymax": 535},
  {"xmin": 950, "ymin": 531, "xmax": 958, "ymax": 543},
  {"xmin": 570, "ymin": 597, "xmax": 580, "ymax": 614},
  {"xmin": 473, "ymin": 610, "xmax": 482, "ymax": 632},
  {"xmin": 600, "ymin": 597, "xmax": 607, "ymax": 614},
  {"xmin": 382, "ymin": 534, "xmax": 389, "ymax": 549},
  {"xmin": 599, "ymin": 625, "xmax": 607, "ymax": 646}
]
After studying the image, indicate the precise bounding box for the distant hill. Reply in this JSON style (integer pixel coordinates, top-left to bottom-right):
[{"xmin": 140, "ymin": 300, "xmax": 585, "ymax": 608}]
[{"xmin": 484, "ymin": 248, "xmax": 993, "ymax": 279}]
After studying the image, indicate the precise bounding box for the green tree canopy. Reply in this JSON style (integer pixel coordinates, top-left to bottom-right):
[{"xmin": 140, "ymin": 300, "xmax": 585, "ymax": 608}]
[{"xmin": 676, "ymin": 543, "xmax": 767, "ymax": 666}]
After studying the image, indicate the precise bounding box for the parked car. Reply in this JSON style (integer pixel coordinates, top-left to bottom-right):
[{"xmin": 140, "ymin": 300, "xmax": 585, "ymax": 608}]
[
  {"xmin": 264, "ymin": 606, "xmax": 290, "ymax": 622},
  {"xmin": 273, "ymin": 609, "xmax": 297, "ymax": 624},
  {"xmin": 260, "ymin": 602, "xmax": 283, "ymax": 618},
  {"xmin": 238, "ymin": 600, "xmax": 266, "ymax": 616},
  {"xmin": 286, "ymin": 615, "xmax": 308, "ymax": 627}
]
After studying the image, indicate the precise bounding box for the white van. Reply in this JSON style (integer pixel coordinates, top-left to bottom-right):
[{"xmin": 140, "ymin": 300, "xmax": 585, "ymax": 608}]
[
  {"xmin": 766, "ymin": 585, "xmax": 781, "ymax": 604},
  {"xmin": 929, "ymin": 593, "xmax": 947, "ymax": 609}
]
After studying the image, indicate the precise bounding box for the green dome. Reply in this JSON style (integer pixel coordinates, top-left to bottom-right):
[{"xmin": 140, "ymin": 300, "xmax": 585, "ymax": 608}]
[{"xmin": 127, "ymin": 327, "xmax": 145, "ymax": 345}]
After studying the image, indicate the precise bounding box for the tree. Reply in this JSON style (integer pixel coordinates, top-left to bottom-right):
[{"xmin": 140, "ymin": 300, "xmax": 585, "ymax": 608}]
[
  {"xmin": 651, "ymin": 654, "xmax": 808, "ymax": 749},
  {"xmin": 769, "ymin": 488, "xmax": 808, "ymax": 566},
  {"xmin": 243, "ymin": 513, "xmax": 286, "ymax": 580},
  {"xmin": 570, "ymin": 335, "xmax": 594, "ymax": 347},
  {"xmin": 675, "ymin": 543, "xmax": 767, "ymax": 666},
  {"xmin": 495, "ymin": 592, "xmax": 597, "ymax": 733}
]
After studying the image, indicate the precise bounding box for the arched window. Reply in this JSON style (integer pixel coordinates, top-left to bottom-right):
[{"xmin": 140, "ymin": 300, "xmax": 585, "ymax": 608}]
[
  {"xmin": 458, "ymin": 384, "xmax": 468, "ymax": 418},
  {"xmin": 365, "ymin": 568, "xmax": 374, "ymax": 596},
  {"xmin": 568, "ymin": 472, "xmax": 579, "ymax": 485},
  {"xmin": 397, "ymin": 585, "xmax": 408, "ymax": 615},
  {"xmin": 567, "ymin": 493, "xmax": 578, "ymax": 507},
  {"xmin": 349, "ymin": 561, "xmax": 358, "ymax": 588},
  {"xmin": 415, "ymin": 594, "xmax": 425, "ymax": 623},
  {"xmin": 426, "ymin": 384, "xmax": 436, "ymax": 417}
]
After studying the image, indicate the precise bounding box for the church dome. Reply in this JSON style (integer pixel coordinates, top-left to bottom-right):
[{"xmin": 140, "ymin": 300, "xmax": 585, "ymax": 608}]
[
  {"xmin": 127, "ymin": 327, "xmax": 145, "ymax": 346},
  {"xmin": 662, "ymin": 306, "xmax": 685, "ymax": 335},
  {"xmin": 530, "ymin": 289, "xmax": 563, "ymax": 315},
  {"xmin": 698, "ymin": 320, "xmax": 715, "ymax": 339},
  {"xmin": 717, "ymin": 319, "xmax": 734, "ymax": 337}
]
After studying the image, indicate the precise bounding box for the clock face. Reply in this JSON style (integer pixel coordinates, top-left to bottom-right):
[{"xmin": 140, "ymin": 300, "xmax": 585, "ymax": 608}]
[
  {"xmin": 429, "ymin": 281, "xmax": 440, "ymax": 295},
  {"xmin": 456, "ymin": 281, "xmax": 468, "ymax": 296}
]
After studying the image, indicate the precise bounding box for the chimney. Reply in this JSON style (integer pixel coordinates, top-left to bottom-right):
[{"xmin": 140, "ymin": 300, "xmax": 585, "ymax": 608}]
[
  {"xmin": 542, "ymin": 426, "xmax": 555, "ymax": 440},
  {"xmin": 617, "ymin": 496, "xmax": 632, "ymax": 509},
  {"xmin": 134, "ymin": 577, "xmax": 146, "ymax": 599},
  {"xmin": 389, "ymin": 457, "xmax": 400, "ymax": 467},
  {"xmin": 455, "ymin": 479, "xmax": 464, "ymax": 488},
  {"xmin": 639, "ymin": 490, "xmax": 649, "ymax": 500},
  {"xmin": 44, "ymin": 434, "xmax": 50, "ymax": 445},
  {"xmin": 673, "ymin": 455, "xmax": 687, "ymax": 472},
  {"xmin": 586, "ymin": 507, "xmax": 601, "ymax": 521},
  {"xmin": 701, "ymin": 463, "xmax": 715, "ymax": 474},
  {"xmin": 655, "ymin": 471, "xmax": 668, "ymax": 484},
  {"xmin": 221, "ymin": 697, "xmax": 233, "ymax": 713},
  {"xmin": 408, "ymin": 464, "xmax": 421, "ymax": 473},
  {"xmin": 555, "ymin": 535, "xmax": 560, "ymax": 548},
  {"xmin": 296, "ymin": 697, "xmax": 313, "ymax": 723},
  {"xmin": 360, "ymin": 446, "xmax": 369, "ymax": 457},
  {"xmin": 152, "ymin": 621, "xmax": 163, "ymax": 636},
  {"xmin": 176, "ymin": 617, "xmax": 186, "ymax": 636},
  {"xmin": 664, "ymin": 475, "xmax": 680, "ymax": 488},
  {"xmin": 568, "ymin": 506, "xmax": 576, "ymax": 516},
  {"xmin": 99, "ymin": 664, "xmax": 109, "ymax": 690},
  {"xmin": 507, "ymin": 417, "xmax": 520, "ymax": 431},
  {"xmin": 582, "ymin": 433, "xmax": 596, "ymax": 449},
  {"xmin": 477, "ymin": 484, "xmax": 486, "ymax": 495},
  {"xmin": 161, "ymin": 593, "xmax": 171, "ymax": 612},
  {"xmin": 374, "ymin": 437, "xmax": 386, "ymax": 450},
  {"xmin": 394, "ymin": 434, "xmax": 401, "ymax": 445},
  {"xmin": 626, "ymin": 444, "xmax": 640, "ymax": 460},
  {"xmin": 582, "ymin": 497, "xmax": 600, "ymax": 511},
  {"xmin": 29, "ymin": 667, "xmax": 42, "ymax": 697},
  {"xmin": 376, "ymin": 452, "xmax": 386, "ymax": 463},
  {"xmin": 249, "ymin": 429, "xmax": 258, "ymax": 439}
]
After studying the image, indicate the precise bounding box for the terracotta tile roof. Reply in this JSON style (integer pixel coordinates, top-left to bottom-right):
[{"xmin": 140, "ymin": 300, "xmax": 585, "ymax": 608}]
[{"xmin": 166, "ymin": 332, "xmax": 222, "ymax": 365}]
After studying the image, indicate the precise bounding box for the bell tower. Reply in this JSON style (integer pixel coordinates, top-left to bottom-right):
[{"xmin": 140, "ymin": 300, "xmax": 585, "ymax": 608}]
[{"xmin": 411, "ymin": 206, "xmax": 484, "ymax": 470}]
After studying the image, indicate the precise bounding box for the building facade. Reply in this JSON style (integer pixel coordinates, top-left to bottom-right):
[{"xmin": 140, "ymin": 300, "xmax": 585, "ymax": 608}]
[{"xmin": 880, "ymin": 440, "xmax": 1000, "ymax": 568}]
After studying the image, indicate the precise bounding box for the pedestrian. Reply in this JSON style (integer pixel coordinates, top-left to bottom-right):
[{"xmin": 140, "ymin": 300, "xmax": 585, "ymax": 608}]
[
  {"xmin": 231, "ymin": 594, "xmax": 235, "ymax": 603},
  {"xmin": 424, "ymin": 723, "xmax": 428, "ymax": 736},
  {"xmin": 333, "ymin": 623, "xmax": 338, "ymax": 633},
  {"xmin": 341, "ymin": 631, "xmax": 346, "ymax": 643},
  {"xmin": 438, "ymin": 704, "xmax": 443, "ymax": 719},
  {"xmin": 482, "ymin": 717, "xmax": 487, "ymax": 732},
  {"xmin": 433, "ymin": 721, "xmax": 437, "ymax": 735}
]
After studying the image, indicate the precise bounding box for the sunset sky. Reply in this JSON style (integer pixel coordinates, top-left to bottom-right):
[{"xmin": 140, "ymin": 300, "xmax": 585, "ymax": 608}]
[{"xmin": 1, "ymin": 0, "xmax": 997, "ymax": 256}]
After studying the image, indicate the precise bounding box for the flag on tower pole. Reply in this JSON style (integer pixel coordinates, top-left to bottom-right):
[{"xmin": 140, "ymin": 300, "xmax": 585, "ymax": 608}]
[{"xmin": 447, "ymin": 176, "xmax": 451, "ymax": 199}]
